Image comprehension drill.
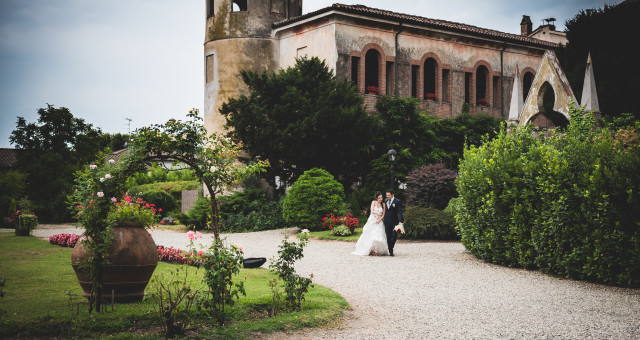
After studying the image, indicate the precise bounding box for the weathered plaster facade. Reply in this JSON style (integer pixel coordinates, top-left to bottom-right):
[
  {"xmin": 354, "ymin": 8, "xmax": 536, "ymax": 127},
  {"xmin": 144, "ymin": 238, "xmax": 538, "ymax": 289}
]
[{"xmin": 204, "ymin": 2, "xmax": 558, "ymax": 134}]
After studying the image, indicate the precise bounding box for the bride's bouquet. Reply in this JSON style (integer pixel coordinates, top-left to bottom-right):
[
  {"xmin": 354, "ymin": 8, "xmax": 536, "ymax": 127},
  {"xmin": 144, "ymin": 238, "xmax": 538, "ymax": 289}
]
[{"xmin": 395, "ymin": 223, "xmax": 405, "ymax": 234}]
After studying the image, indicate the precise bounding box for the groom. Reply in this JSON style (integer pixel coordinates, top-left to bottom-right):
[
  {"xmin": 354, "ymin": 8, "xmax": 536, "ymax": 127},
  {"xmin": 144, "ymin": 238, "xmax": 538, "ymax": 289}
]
[{"xmin": 383, "ymin": 189, "xmax": 403, "ymax": 256}]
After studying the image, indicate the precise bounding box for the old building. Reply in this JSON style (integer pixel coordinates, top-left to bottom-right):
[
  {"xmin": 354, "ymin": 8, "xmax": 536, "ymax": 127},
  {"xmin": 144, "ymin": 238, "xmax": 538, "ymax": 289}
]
[
  {"xmin": 520, "ymin": 15, "xmax": 568, "ymax": 45},
  {"xmin": 203, "ymin": 1, "xmax": 558, "ymax": 135}
]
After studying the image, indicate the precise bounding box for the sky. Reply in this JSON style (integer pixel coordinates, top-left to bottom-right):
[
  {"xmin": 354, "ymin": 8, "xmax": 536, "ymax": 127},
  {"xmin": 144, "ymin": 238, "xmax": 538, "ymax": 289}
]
[{"xmin": 0, "ymin": 0, "xmax": 612, "ymax": 148}]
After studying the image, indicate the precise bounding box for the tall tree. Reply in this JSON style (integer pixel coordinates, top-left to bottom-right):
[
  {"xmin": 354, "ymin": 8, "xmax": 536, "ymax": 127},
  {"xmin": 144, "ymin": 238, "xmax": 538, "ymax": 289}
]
[
  {"xmin": 558, "ymin": 1, "xmax": 640, "ymax": 120},
  {"xmin": 132, "ymin": 109, "xmax": 268, "ymax": 240},
  {"xmin": 220, "ymin": 56, "xmax": 379, "ymax": 188},
  {"xmin": 10, "ymin": 104, "xmax": 104, "ymax": 222}
]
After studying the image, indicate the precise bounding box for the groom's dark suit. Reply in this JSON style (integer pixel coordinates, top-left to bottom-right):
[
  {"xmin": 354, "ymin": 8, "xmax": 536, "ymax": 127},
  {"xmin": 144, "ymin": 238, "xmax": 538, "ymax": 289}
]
[{"xmin": 383, "ymin": 196, "xmax": 403, "ymax": 256}]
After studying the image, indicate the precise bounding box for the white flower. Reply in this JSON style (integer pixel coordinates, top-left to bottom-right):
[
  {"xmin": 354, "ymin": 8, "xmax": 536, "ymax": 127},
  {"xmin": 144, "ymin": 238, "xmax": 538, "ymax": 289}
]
[
  {"xmin": 97, "ymin": 192, "xmax": 104, "ymax": 197},
  {"xmin": 108, "ymin": 159, "xmax": 115, "ymax": 164},
  {"xmin": 104, "ymin": 174, "xmax": 111, "ymax": 179},
  {"xmin": 99, "ymin": 178, "xmax": 105, "ymax": 182},
  {"xmin": 301, "ymin": 229, "xmax": 310, "ymax": 234},
  {"xmin": 90, "ymin": 164, "xmax": 97, "ymax": 169},
  {"xmin": 111, "ymin": 197, "xmax": 117, "ymax": 203}
]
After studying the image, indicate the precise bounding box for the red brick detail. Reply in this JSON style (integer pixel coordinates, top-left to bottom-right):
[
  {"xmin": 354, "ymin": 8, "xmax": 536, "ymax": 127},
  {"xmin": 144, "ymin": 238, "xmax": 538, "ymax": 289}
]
[
  {"xmin": 520, "ymin": 66, "xmax": 536, "ymax": 88},
  {"xmin": 420, "ymin": 52, "xmax": 442, "ymax": 102},
  {"xmin": 361, "ymin": 43, "xmax": 386, "ymax": 95},
  {"xmin": 472, "ymin": 60, "xmax": 493, "ymax": 109}
]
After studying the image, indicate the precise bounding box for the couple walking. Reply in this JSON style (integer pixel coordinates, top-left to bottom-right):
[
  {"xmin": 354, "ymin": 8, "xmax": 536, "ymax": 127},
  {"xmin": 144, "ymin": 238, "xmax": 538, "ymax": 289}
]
[{"xmin": 352, "ymin": 189, "xmax": 403, "ymax": 256}]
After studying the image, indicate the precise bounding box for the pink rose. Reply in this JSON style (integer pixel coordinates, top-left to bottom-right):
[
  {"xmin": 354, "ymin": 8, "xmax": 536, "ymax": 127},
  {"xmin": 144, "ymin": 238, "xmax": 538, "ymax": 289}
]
[
  {"xmin": 97, "ymin": 192, "xmax": 104, "ymax": 197},
  {"xmin": 196, "ymin": 231, "xmax": 203, "ymax": 239},
  {"xmin": 187, "ymin": 230, "xmax": 195, "ymax": 240},
  {"xmin": 111, "ymin": 197, "xmax": 117, "ymax": 203},
  {"xmin": 104, "ymin": 174, "xmax": 111, "ymax": 179}
]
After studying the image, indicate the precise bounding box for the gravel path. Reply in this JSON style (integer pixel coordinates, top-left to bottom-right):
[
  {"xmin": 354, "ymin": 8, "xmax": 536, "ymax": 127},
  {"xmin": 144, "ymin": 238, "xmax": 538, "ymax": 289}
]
[{"xmin": 34, "ymin": 225, "xmax": 640, "ymax": 339}]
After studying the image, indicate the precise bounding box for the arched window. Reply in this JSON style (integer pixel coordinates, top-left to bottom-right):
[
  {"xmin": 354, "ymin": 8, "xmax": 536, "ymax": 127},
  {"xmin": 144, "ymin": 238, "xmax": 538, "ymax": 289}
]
[
  {"xmin": 364, "ymin": 49, "xmax": 380, "ymax": 94},
  {"xmin": 523, "ymin": 71, "xmax": 534, "ymax": 101},
  {"xmin": 232, "ymin": 0, "xmax": 247, "ymax": 12},
  {"xmin": 476, "ymin": 65, "xmax": 489, "ymax": 106},
  {"xmin": 423, "ymin": 58, "xmax": 437, "ymax": 100}
]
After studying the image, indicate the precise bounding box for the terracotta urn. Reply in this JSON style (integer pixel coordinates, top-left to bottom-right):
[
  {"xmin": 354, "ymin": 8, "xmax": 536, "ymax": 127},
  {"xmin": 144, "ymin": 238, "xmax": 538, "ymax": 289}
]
[{"xmin": 71, "ymin": 223, "xmax": 158, "ymax": 302}]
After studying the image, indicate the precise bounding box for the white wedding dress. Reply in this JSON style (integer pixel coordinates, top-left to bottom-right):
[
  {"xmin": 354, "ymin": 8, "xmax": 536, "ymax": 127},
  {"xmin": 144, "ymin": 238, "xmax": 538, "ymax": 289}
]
[{"xmin": 352, "ymin": 205, "xmax": 389, "ymax": 256}]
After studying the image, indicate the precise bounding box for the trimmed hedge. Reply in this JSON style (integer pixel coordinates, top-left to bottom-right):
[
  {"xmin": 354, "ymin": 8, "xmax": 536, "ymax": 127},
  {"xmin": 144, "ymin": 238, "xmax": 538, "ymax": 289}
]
[
  {"xmin": 15, "ymin": 214, "xmax": 37, "ymax": 236},
  {"xmin": 139, "ymin": 190, "xmax": 177, "ymax": 217},
  {"xmin": 403, "ymin": 206, "xmax": 458, "ymax": 240},
  {"xmin": 282, "ymin": 168, "xmax": 345, "ymax": 231},
  {"xmin": 456, "ymin": 107, "xmax": 640, "ymax": 287}
]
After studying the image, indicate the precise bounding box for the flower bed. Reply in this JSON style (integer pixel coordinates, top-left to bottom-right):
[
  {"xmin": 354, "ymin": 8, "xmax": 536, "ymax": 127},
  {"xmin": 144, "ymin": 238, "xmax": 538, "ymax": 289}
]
[
  {"xmin": 49, "ymin": 233, "xmax": 79, "ymax": 247},
  {"xmin": 157, "ymin": 245, "xmax": 204, "ymax": 267},
  {"xmin": 322, "ymin": 213, "xmax": 359, "ymax": 236}
]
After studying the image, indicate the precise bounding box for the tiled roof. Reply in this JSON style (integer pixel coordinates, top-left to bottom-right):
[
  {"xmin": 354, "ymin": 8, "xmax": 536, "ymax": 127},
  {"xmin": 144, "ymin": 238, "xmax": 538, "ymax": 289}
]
[
  {"xmin": 0, "ymin": 148, "xmax": 17, "ymax": 168},
  {"xmin": 273, "ymin": 3, "xmax": 558, "ymax": 49}
]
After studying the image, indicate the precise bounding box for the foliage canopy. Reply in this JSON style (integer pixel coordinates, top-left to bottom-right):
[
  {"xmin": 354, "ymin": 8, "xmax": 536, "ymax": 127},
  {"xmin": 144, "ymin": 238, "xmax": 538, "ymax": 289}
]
[{"xmin": 220, "ymin": 57, "xmax": 378, "ymax": 188}]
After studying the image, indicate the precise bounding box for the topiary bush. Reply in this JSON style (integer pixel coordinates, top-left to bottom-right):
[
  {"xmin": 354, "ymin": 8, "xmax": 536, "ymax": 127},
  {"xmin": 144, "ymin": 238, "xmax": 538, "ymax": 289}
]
[
  {"xmin": 405, "ymin": 164, "xmax": 458, "ymax": 210},
  {"xmin": 456, "ymin": 105, "xmax": 640, "ymax": 287},
  {"xmin": 403, "ymin": 206, "xmax": 458, "ymax": 240},
  {"xmin": 15, "ymin": 214, "xmax": 37, "ymax": 236},
  {"xmin": 282, "ymin": 168, "xmax": 345, "ymax": 231}
]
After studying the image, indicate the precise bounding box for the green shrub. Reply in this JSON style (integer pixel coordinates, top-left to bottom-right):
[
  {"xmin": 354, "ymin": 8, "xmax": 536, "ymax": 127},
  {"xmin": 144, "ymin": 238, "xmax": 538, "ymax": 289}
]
[
  {"xmin": 129, "ymin": 180, "xmax": 201, "ymax": 202},
  {"xmin": 456, "ymin": 105, "xmax": 640, "ymax": 287},
  {"xmin": 15, "ymin": 214, "xmax": 37, "ymax": 236},
  {"xmin": 219, "ymin": 189, "xmax": 266, "ymax": 219},
  {"xmin": 443, "ymin": 197, "xmax": 460, "ymax": 217},
  {"xmin": 222, "ymin": 199, "xmax": 285, "ymax": 233},
  {"xmin": 405, "ymin": 164, "xmax": 458, "ymax": 209},
  {"xmin": 331, "ymin": 224, "xmax": 352, "ymax": 236},
  {"xmin": 282, "ymin": 168, "xmax": 345, "ymax": 231},
  {"xmin": 219, "ymin": 190, "xmax": 285, "ymax": 233},
  {"xmin": 176, "ymin": 196, "xmax": 211, "ymax": 230},
  {"xmin": 140, "ymin": 190, "xmax": 177, "ymax": 216},
  {"xmin": 403, "ymin": 206, "xmax": 458, "ymax": 240}
]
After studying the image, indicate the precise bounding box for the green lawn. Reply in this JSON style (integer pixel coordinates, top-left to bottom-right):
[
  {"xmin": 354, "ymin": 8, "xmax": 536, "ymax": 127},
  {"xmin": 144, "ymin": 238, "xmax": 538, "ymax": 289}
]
[
  {"xmin": 0, "ymin": 233, "xmax": 348, "ymax": 339},
  {"xmin": 304, "ymin": 227, "xmax": 363, "ymax": 242}
]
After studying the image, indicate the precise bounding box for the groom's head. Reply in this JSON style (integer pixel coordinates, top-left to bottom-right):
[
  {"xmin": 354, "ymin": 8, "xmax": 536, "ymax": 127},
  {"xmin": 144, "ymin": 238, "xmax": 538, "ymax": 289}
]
[{"xmin": 386, "ymin": 189, "xmax": 394, "ymax": 200}]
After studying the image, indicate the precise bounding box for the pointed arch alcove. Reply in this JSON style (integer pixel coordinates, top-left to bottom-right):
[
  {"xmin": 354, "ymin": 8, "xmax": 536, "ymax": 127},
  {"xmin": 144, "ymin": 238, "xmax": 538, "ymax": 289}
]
[{"xmin": 520, "ymin": 51, "xmax": 576, "ymax": 127}]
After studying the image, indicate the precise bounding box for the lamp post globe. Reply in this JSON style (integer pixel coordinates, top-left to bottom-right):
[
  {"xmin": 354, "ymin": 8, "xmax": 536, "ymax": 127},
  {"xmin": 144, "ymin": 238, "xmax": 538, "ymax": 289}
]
[{"xmin": 387, "ymin": 148, "xmax": 397, "ymax": 190}]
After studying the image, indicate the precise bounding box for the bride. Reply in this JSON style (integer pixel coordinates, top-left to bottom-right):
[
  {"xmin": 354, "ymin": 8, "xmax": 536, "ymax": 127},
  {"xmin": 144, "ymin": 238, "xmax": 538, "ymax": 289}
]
[{"xmin": 352, "ymin": 191, "xmax": 389, "ymax": 256}]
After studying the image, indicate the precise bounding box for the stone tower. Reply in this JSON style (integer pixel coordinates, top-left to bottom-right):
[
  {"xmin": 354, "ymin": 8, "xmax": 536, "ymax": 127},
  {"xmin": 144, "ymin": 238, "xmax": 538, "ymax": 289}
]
[{"xmin": 203, "ymin": 0, "xmax": 303, "ymax": 136}]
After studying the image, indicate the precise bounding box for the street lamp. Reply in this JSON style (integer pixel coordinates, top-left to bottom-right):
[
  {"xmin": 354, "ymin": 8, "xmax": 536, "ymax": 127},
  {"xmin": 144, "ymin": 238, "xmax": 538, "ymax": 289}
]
[{"xmin": 387, "ymin": 148, "xmax": 397, "ymax": 190}]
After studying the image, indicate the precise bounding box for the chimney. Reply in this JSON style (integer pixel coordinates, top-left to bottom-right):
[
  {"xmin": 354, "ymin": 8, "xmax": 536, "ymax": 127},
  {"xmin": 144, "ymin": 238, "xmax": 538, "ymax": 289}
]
[{"xmin": 521, "ymin": 15, "xmax": 532, "ymax": 36}]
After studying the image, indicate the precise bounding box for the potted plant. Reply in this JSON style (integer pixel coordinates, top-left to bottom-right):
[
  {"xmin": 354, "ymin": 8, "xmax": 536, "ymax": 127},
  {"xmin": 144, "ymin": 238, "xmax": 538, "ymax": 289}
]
[
  {"xmin": 477, "ymin": 98, "xmax": 489, "ymax": 106},
  {"xmin": 425, "ymin": 92, "xmax": 437, "ymax": 101},
  {"xmin": 366, "ymin": 85, "xmax": 379, "ymax": 95},
  {"xmin": 72, "ymin": 194, "xmax": 159, "ymax": 302}
]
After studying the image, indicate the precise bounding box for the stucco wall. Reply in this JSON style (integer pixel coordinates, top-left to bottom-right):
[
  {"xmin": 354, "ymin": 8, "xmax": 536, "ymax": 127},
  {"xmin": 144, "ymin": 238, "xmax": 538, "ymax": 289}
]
[
  {"xmin": 204, "ymin": 38, "xmax": 279, "ymax": 135},
  {"xmin": 276, "ymin": 18, "xmax": 338, "ymax": 71}
]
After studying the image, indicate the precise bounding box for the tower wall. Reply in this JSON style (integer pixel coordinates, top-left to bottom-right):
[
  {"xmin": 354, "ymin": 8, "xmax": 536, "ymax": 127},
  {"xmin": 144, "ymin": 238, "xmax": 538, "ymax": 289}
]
[{"xmin": 204, "ymin": 0, "xmax": 302, "ymax": 135}]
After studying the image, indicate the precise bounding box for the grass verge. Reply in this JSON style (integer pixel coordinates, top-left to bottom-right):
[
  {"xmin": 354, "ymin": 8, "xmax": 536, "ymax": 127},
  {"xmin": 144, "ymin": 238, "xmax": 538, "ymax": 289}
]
[
  {"xmin": 0, "ymin": 233, "xmax": 348, "ymax": 339},
  {"xmin": 304, "ymin": 228, "xmax": 363, "ymax": 242}
]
